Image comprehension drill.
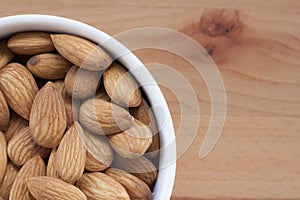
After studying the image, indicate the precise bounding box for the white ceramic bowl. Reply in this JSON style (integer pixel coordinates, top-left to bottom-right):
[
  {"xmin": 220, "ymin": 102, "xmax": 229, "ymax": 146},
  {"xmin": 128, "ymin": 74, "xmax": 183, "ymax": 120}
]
[{"xmin": 0, "ymin": 14, "xmax": 176, "ymax": 199}]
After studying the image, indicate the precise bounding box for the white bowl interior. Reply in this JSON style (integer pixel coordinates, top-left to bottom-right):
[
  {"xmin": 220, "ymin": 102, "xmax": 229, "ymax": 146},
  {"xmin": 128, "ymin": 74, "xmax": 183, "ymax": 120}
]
[{"xmin": 0, "ymin": 14, "xmax": 176, "ymax": 199}]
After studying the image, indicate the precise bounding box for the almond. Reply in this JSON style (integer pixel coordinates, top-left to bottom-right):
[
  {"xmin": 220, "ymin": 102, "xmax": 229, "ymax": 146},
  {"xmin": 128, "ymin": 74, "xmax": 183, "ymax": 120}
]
[
  {"xmin": 109, "ymin": 119, "xmax": 152, "ymax": 159},
  {"xmin": 29, "ymin": 82, "xmax": 66, "ymax": 148},
  {"xmin": 113, "ymin": 155, "xmax": 157, "ymax": 185},
  {"xmin": 76, "ymin": 130, "xmax": 113, "ymax": 172},
  {"xmin": 95, "ymin": 87, "xmax": 110, "ymax": 101},
  {"xmin": 5, "ymin": 112, "xmax": 29, "ymax": 142},
  {"xmin": 50, "ymin": 34, "xmax": 112, "ymax": 71},
  {"xmin": 27, "ymin": 53, "xmax": 72, "ymax": 79},
  {"xmin": 0, "ymin": 132, "xmax": 7, "ymax": 183},
  {"xmin": 0, "ymin": 63, "xmax": 38, "ymax": 120},
  {"xmin": 105, "ymin": 168, "xmax": 152, "ymax": 200},
  {"xmin": 0, "ymin": 162, "xmax": 19, "ymax": 200},
  {"xmin": 7, "ymin": 127, "xmax": 50, "ymax": 166},
  {"xmin": 104, "ymin": 63, "xmax": 141, "ymax": 107},
  {"xmin": 4, "ymin": 112, "xmax": 28, "ymax": 142},
  {"xmin": 76, "ymin": 172, "xmax": 130, "ymax": 200},
  {"xmin": 0, "ymin": 40, "xmax": 14, "ymax": 69},
  {"xmin": 56, "ymin": 122, "xmax": 86, "ymax": 183},
  {"xmin": 7, "ymin": 32, "xmax": 55, "ymax": 55},
  {"xmin": 79, "ymin": 99, "xmax": 133, "ymax": 135},
  {"xmin": 46, "ymin": 148, "xmax": 58, "ymax": 178},
  {"xmin": 9, "ymin": 156, "xmax": 45, "ymax": 200},
  {"xmin": 54, "ymin": 80, "xmax": 81, "ymax": 128},
  {"xmin": 0, "ymin": 90, "xmax": 9, "ymax": 131},
  {"xmin": 64, "ymin": 65, "xmax": 101, "ymax": 99},
  {"xmin": 131, "ymin": 99, "xmax": 160, "ymax": 158},
  {"xmin": 27, "ymin": 176, "xmax": 87, "ymax": 200}
]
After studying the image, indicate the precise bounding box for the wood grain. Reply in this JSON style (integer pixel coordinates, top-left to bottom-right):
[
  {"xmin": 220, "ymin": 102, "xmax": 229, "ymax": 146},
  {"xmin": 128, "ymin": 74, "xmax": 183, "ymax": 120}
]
[{"xmin": 1, "ymin": 1, "xmax": 300, "ymax": 199}]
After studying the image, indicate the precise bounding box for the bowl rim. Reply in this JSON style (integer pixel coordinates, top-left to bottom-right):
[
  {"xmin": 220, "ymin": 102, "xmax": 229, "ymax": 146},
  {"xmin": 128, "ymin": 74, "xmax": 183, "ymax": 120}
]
[{"xmin": 0, "ymin": 14, "xmax": 176, "ymax": 199}]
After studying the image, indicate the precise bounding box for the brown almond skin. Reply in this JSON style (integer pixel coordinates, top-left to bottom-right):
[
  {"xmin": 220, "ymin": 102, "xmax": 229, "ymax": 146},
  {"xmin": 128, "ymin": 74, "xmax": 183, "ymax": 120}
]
[
  {"xmin": 0, "ymin": 132, "xmax": 7, "ymax": 183},
  {"xmin": 7, "ymin": 127, "xmax": 50, "ymax": 166},
  {"xmin": 46, "ymin": 148, "xmax": 58, "ymax": 178},
  {"xmin": 27, "ymin": 176, "xmax": 87, "ymax": 200},
  {"xmin": 50, "ymin": 34, "xmax": 112, "ymax": 71},
  {"xmin": 113, "ymin": 155, "xmax": 157, "ymax": 186},
  {"xmin": 79, "ymin": 99, "xmax": 133, "ymax": 135},
  {"xmin": 27, "ymin": 53, "xmax": 72, "ymax": 80},
  {"xmin": 64, "ymin": 65, "xmax": 101, "ymax": 99},
  {"xmin": 108, "ymin": 119, "xmax": 153, "ymax": 159},
  {"xmin": 0, "ymin": 90, "xmax": 9, "ymax": 131},
  {"xmin": 29, "ymin": 82, "xmax": 67, "ymax": 148},
  {"xmin": 4, "ymin": 112, "xmax": 28, "ymax": 142},
  {"xmin": 0, "ymin": 162, "xmax": 19, "ymax": 200},
  {"xmin": 0, "ymin": 40, "xmax": 14, "ymax": 69},
  {"xmin": 76, "ymin": 130, "xmax": 113, "ymax": 172},
  {"xmin": 7, "ymin": 32, "xmax": 55, "ymax": 55},
  {"xmin": 77, "ymin": 172, "xmax": 130, "ymax": 200},
  {"xmin": 9, "ymin": 156, "xmax": 46, "ymax": 200},
  {"xmin": 0, "ymin": 63, "xmax": 38, "ymax": 120},
  {"xmin": 104, "ymin": 62, "xmax": 141, "ymax": 107},
  {"xmin": 131, "ymin": 99, "xmax": 160, "ymax": 158},
  {"xmin": 56, "ymin": 122, "xmax": 86, "ymax": 183},
  {"xmin": 105, "ymin": 168, "xmax": 152, "ymax": 200},
  {"xmin": 95, "ymin": 87, "xmax": 111, "ymax": 101}
]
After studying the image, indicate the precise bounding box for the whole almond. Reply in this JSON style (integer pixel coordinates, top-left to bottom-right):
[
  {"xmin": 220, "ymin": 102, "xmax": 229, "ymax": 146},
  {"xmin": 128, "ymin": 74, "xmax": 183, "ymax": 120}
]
[
  {"xmin": 105, "ymin": 168, "xmax": 152, "ymax": 200},
  {"xmin": 7, "ymin": 32, "xmax": 55, "ymax": 55},
  {"xmin": 9, "ymin": 156, "xmax": 45, "ymax": 200},
  {"xmin": 50, "ymin": 34, "xmax": 112, "ymax": 71},
  {"xmin": 0, "ymin": 63, "xmax": 38, "ymax": 120},
  {"xmin": 7, "ymin": 127, "xmax": 50, "ymax": 166},
  {"xmin": 104, "ymin": 63, "xmax": 141, "ymax": 107},
  {"xmin": 76, "ymin": 172, "xmax": 130, "ymax": 200},
  {"xmin": 29, "ymin": 82, "xmax": 66, "ymax": 148},
  {"xmin": 0, "ymin": 162, "xmax": 19, "ymax": 200},
  {"xmin": 131, "ymin": 99, "xmax": 160, "ymax": 158},
  {"xmin": 27, "ymin": 176, "xmax": 87, "ymax": 200},
  {"xmin": 0, "ymin": 90, "xmax": 9, "ymax": 131},
  {"xmin": 64, "ymin": 65, "xmax": 101, "ymax": 99},
  {"xmin": 109, "ymin": 119, "xmax": 152, "ymax": 159},
  {"xmin": 76, "ymin": 130, "xmax": 113, "ymax": 172},
  {"xmin": 27, "ymin": 53, "xmax": 72, "ymax": 79},
  {"xmin": 0, "ymin": 132, "xmax": 7, "ymax": 183},
  {"xmin": 46, "ymin": 148, "xmax": 58, "ymax": 178},
  {"xmin": 113, "ymin": 155, "xmax": 157, "ymax": 186},
  {"xmin": 79, "ymin": 99, "xmax": 133, "ymax": 135},
  {"xmin": 56, "ymin": 122, "xmax": 86, "ymax": 183},
  {"xmin": 4, "ymin": 112, "xmax": 28, "ymax": 142},
  {"xmin": 0, "ymin": 40, "xmax": 14, "ymax": 69}
]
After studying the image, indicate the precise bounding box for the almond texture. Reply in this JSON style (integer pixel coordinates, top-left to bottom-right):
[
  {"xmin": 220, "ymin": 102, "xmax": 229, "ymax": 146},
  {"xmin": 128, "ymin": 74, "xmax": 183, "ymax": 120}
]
[
  {"xmin": 79, "ymin": 99, "xmax": 133, "ymax": 135},
  {"xmin": 0, "ymin": 40, "xmax": 14, "ymax": 69},
  {"xmin": 105, "ymin": 168, "xmax": 152, "ymax": 200},
  {"xmin": 77, "ymin": 172, "xmax": 130, "ymax": 200},
  {"xmin": 64, "ymin": 65, "xmax": 101, "ymax": 99},
  {"xmin": 27, "ymin": 176, "xmax": 87, "ymax": 200},
  {"xmin": 0, "ymin": 132, "xmax": 7, "ymax": 183},
  {"xmin": 29, "ymin": 82, "xmax": 66, "ymax": 148},
  {"xmin": 50, "ymin": 34, "xmax": 112, "ymax": 71},
  {"xmin": 4, "ymin": 112, "xmax": 28, "ymax": 142},
  {"xmin": 109, "ymin": 119, "xmax": 153, "ymax": 159},
  {"xmin": 56, "ymin": 122, "xmax": 86, "ymax": 183},
  {"xmin": 7, "ymin": 32, "xmax": 55, "ymax": 55},
  {"xmin": 7, "ymin": 127, "xmax": 50, "ymax": 166},
  {"xmin": 104, "ymin": 63, "xmax": 141, "ymax": 107},
  {"xmin": 0, "ymin": 90, "xmax": 9, "ymax": 131},
  {"xmin": 0, "ymin": 63, "xmax": 38, "ymax": 120},
  {"xmin": 0, "ymin": 162, "xmax": 19, "ymax": 200},
  {"xmin": 27, "ymin": 53, "xmax": 72, "ymax": 79},
  {"xmin": 9, "ymin": 156, "xmax": 45, "ymax": 200}
]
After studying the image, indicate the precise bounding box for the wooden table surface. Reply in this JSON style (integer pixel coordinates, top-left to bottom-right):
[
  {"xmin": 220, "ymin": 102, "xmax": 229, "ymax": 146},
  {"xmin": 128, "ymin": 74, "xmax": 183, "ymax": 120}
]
[{"xmin": 1, "ymin": 0, "xmax": 300, "ymax": 199}]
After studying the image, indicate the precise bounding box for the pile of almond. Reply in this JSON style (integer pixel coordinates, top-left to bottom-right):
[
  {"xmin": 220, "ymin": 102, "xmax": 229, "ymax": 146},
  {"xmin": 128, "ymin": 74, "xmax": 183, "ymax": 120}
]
[{"xmin": 0, "ymin": 32, "xmax": 160, "ymax": 200}]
